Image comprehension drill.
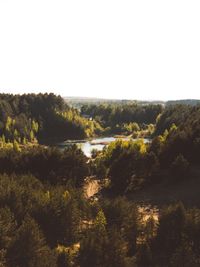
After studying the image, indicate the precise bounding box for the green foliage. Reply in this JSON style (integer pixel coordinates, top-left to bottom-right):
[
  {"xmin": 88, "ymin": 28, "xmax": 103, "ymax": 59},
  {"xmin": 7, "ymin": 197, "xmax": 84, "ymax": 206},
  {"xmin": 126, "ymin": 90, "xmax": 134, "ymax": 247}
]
[
  {"xmin": 0, "ymin": 96, "xmax": 200, "ymax": 267},
  {"xmin": 93, "ymin": 139, "xmax": 152, "ymax": 193},
  {"xmin": 13, "ymin": 140, "xmax": 21, "ymax": 152},
  {"xmin": 7, "ymin": 216, "xmax": 57, "ymax": 267},
  {"xmin": 0, "ymin": 172, "xmax": 90, "ymax": 266},
  {"xmin": 154, "ymin": 203, "xmax": 187, "ymax": 264},
  {"xmin": 32, "ymin": 120, "xmax": 39, "ymax": 133},
  {"xmin": 29, "ymin": 130, "xmax": 35, "ymax": 141},
  {"xmin": 144, "ymin": 203, "xmax": 200, "ymax": 266},
  {"xmin": 94, "ymin": 210, "xmax": 107, "ymax": 232},
  {"xmin": 0, "ymin": 208, "xmax": 17, "ymax": 250},
  {"xmin": 78, "ymin": 227, "xmax": 131, "ymax": 267},
  {"xmin": 81, "ymin": 103, "xmax": 163, "ymax": 131},
  {"xmin": 78, "ymin": 231, "xmax": 108, "ymax": 267},
  {"xmin": 0, "ymin": 93, "xmax": 103, "ymax": 145},
  {"xmin": 171, "ymin": 154, "xmax": 189, "ymax": 180},
  {"xmin": 101, "ymin": 197, "xmax": 138, "ymax": 255},
  {"xmin": 0, "ymin": 146, "xmax": 89, "ymax": 186},
  {"xmin": 122, "ymin": 122, "xmax": 140, "ymax": 134},
  {"xmin": 33, "ymin": 187, "xmax": 83, "ymax": 247},
  {"xmin": 154, "ymin": 104, "xmax": 190, "ymax": 136}
]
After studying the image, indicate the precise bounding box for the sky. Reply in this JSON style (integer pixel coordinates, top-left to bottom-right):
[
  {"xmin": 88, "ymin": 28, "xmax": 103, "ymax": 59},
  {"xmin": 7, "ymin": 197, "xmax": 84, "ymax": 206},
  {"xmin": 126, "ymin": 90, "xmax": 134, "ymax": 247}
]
[{"xmin": 0, "ymin": 0, "xmax": 200, "ymax": 100}]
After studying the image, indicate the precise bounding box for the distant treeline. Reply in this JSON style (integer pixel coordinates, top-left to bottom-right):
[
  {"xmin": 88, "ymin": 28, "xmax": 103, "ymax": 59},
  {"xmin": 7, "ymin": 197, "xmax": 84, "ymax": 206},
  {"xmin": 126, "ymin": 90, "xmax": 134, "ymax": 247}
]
[
  {"xmin": 81, "ymin": 103, "xmax": 163, "ymax": 134},
  {"xmin": 66, "ymin": 96, "xmax": 200, "ymax": 109},
  {"xmin": 166, "ymin": 99, "xmax": 200, "ymax": 106}
]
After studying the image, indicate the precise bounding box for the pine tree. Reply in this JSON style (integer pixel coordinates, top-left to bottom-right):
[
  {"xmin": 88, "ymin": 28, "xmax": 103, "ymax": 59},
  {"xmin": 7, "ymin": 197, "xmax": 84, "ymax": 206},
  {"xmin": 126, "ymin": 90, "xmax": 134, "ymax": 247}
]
[
  {"xmin": 13, "ymin": 140, "xmax": 21, "ymax": 152},
  {"xmin": 30, "ymin": 130, "xmax": 34, "ymax": 142},
  {"xmin": 7, "ymin": 217, "xmax": 57, "ymax": 267},
  {"xmin": 94, "ymin": 210, "xmax": 107, "ymax": 233},
  {"xmin": 2, "ymin": 135, "xmax": 5, "ymax": 145},
  {"xmin": 22, "ymin": 137, "xmax": 27, "ymax": 145}
]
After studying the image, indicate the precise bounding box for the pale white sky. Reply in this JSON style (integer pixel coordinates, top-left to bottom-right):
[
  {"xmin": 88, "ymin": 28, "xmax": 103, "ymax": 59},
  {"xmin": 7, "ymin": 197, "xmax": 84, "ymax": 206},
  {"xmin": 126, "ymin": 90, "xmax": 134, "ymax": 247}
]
[{"xmin": 0, "ymin": 0, "xmax": 200, "ymax": 100}]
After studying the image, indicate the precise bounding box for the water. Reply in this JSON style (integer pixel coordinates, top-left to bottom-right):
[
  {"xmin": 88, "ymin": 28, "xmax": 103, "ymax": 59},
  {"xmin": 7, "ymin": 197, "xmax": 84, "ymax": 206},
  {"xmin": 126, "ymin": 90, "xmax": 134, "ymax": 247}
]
[{"xmin": 58, "ymin": 136, "xmax": 150, "ymax": 157}]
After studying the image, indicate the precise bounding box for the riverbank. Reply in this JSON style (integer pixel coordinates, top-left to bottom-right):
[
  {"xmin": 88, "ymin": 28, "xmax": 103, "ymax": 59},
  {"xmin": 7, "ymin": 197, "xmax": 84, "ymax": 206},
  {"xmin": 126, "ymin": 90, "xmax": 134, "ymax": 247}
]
[{"xmin": 57, "ymin": 135, "xmax": 151, "ymax": 157}]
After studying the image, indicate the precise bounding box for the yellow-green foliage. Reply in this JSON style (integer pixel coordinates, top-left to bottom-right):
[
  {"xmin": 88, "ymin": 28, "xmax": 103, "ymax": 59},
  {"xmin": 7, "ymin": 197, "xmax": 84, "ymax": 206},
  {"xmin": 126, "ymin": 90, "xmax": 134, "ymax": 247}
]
[
  {"xmin": 30, "ymin": 130, "xmax": 35, "ymax": 141},
  {"xmin": 123, "ymin": 122, "xmax": 140, "ymax": 133},
  {"xmin": 22, "ymin": 137, "xmax": 27, "ymax": 145},
  {"xmin": 63, "ymin": 190, "xmax": 71, "ymax": 200},
  {"xmin": 169, "ymin": 123, "xmax": 178, "ymax": 133},
  {"xmin": 104, "ymin": 138, "xmax": 147, "ymax": 160},
  {"xmin": 32, "ymin": 120, "xmax": 39, "ymax": 133},
  {"xmin": 94, "ymin": 210, "xmax": 107, "ymax": 232},
  {"xmin": 5, "ymin": 116, "xmax": 12, "ymax": 131},
  {"xmin": 3, "ymin": 115, "xmax": 40, "ymax": 145},
  {"xmin": 147, "ymin": 124, "xmax": 155, "ymax": 134},
  {"xmin": 163, "ymin": 129, "xmax": 169, "ymax": 141},
  {"xmin": 57, "ymin": 109, "xmax": 103, "ymax": 137},
  {"xmin": 13, "ymin": 140, "xmax": 21, "ymax": 152}
]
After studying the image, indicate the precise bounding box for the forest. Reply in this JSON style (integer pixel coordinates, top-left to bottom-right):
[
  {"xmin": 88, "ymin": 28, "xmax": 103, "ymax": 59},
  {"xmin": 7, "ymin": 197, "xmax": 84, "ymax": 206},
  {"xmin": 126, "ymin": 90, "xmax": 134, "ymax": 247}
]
[
  {"xmin": 0, "ymin": 93, "xmax": 200, "ymax": 266},
  {"xmin": 0, "ymin": 93, "xmax": 103, "ymax": 145},
  {"xmin": 81, "ymin": 103, "xmax": 163, "ymax": 136}
]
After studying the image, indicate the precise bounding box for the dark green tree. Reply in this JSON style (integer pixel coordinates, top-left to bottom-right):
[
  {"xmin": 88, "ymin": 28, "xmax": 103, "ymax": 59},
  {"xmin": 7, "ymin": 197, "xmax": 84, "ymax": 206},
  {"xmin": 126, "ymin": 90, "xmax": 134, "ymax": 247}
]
[{"xmin": 7, "ymin": 217, "xmax": 57, "ymax": 267}]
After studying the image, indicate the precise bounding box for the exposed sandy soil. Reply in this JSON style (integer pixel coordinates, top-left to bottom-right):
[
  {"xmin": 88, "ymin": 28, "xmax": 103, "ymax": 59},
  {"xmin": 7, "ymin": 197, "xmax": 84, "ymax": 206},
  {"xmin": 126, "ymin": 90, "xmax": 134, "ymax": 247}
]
[{"xmin": 84, "ymin": 177, "xmax": 101, "ymax": 199}]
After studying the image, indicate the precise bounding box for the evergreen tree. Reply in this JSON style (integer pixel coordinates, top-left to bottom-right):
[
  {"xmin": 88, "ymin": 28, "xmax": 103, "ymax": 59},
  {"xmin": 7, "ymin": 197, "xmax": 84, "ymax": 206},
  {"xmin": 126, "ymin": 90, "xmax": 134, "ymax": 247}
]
[{"xmin": 7, "ymin": 217, "xmax": 57, "ymax": 267}]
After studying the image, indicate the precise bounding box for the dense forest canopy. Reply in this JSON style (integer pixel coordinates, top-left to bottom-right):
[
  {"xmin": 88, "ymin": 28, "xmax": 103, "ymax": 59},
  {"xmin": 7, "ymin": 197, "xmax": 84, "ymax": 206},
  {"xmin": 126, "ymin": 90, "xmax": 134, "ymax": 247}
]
[
  {"xmin": 0, "ymin": 93, "xmax": 103, "ymax": 145},
  {"xmin": 0, "ymin": 93, "xmax": 200, "ymax": 266},
  {"xmin": 0, "ymin": 93, "xmax": 164, "ymax": 146},
  {"xmin": 81, "ymin": 103, "xmax": 163, "ymax": 125},
  {"xmin": 81, "ymin": 103, "xmax": 163, "ymax": 135},
  {"xmin": 92, "ymin": 104, "xmax": 200, "ymax": 194}
]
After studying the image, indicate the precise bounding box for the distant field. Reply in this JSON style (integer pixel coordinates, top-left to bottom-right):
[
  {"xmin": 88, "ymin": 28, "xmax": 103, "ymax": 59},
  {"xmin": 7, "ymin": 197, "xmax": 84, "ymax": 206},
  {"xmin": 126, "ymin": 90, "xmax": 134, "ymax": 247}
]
[{"xmin": 64, "ymin": 96, "xmax": 165, "ymax": 108}]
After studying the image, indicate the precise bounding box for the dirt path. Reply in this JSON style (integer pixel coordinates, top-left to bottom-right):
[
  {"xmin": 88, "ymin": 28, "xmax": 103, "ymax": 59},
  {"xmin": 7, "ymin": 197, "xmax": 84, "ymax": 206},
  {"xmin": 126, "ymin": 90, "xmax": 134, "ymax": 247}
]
[{"xmin": 84, "ymin": 177, "xmax": 100, "ymax": 199}]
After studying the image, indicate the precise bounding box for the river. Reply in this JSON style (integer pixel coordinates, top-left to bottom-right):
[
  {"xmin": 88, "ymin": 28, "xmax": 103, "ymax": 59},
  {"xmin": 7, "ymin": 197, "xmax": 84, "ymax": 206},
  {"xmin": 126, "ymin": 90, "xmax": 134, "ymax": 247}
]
[{"xmin": 57, "ymin": 136, "xmax": 150, "ymax": 157}]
